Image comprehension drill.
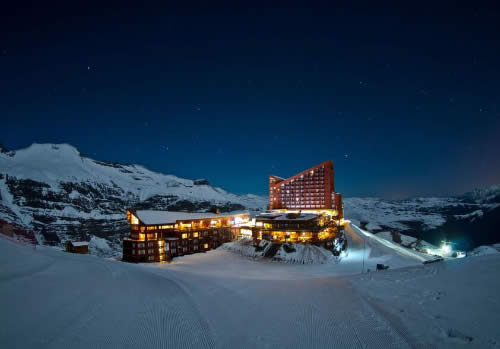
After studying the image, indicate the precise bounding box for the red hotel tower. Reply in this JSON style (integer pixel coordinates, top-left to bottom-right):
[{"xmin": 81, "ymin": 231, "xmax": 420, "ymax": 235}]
[{"xmin": 268, "ymin": 160, "xmax": 343, "ymax": 217}]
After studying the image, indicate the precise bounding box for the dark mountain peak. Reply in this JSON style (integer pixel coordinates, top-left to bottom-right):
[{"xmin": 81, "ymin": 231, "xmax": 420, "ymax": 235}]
[{"xmin": 194, "ymin": 179, "xmax": 210, "ymax": 186}]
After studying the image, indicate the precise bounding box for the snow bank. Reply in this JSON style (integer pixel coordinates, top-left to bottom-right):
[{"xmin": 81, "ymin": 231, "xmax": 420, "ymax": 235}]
[
  {"xmin": 219, "ymin": 238, "xmax": 268, "ymax": 259},
  {"xmin": 470, "ymin": 244, "xmax": 500, "ymax": 256},
  {"xmin": 220, "ymin": 238, "xmax": 337, "ymax": 264},
  {"xmin": 273, "ymin": 243, "xmax": 336, "ymax": 264}
]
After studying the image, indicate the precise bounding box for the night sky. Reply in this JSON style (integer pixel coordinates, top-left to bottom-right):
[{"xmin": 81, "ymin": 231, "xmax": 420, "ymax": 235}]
[{"xmin": 2, "ymin": 2, "xmax": 499, "ymax": 198}]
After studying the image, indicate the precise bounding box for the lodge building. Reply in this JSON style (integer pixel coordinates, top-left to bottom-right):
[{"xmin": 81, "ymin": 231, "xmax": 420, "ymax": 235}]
[
  {"xmin": 251, "ymin": 210, "xmax": 340, "ymax": 248},
  {"xmin": 122, "ymin": 210, "xmax": 250, "ymax": 263}
]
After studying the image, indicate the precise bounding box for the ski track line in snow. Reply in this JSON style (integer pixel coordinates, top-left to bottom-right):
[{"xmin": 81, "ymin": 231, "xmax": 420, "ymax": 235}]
[{"xmin": 121, "ymin": 267, "xmax": 216, "ymax": 349}]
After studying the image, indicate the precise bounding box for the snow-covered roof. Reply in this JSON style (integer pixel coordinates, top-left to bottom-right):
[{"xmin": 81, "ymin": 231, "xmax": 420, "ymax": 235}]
[
  {"xmin": 69, "ymin": 241, "xmax": 89, "ymax": 247},
  {"xmin": 134, "ymin": 210, "xmax": 249, "ymax": 225},
  {"xmin": 255, "ymin": 212, "xmax": 319, "ymax": 221}
]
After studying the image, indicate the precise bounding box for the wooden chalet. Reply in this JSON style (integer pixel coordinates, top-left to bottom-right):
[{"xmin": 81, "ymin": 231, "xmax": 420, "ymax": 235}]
[
  {"xmin": 123, "ymin": 210, "xmax": 250, "ymax": 263},
  {"xmin": 65, "ymin": 241, "xmax": 89, "ymax": 254}
]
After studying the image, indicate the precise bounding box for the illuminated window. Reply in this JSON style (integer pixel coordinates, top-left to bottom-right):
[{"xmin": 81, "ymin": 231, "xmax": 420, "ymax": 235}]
[
  {"xmin": 204, "ymin": 243, "xmax": 209, "ymax": 249},
  {"xmin": 193, "ymin": 232, "xmax": 199, "ymax": 238},
  {"xmin": 131, "ymin": 214, "xmax": 139, "ymax": 225},
  {"xmin": 182, "ymin": 233, "xmax": 188, "ymax": 239}
]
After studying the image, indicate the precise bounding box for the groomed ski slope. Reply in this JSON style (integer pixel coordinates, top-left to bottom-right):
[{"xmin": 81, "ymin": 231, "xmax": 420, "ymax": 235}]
[{"xmin": 1, "ymin": 224, "xmax": 500, "ymax": 348}]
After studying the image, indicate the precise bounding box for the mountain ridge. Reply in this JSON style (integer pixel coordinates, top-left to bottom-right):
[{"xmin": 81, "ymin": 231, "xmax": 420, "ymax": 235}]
[
  {"xmin": 1, "ymin": 143, "xmax": 499, "ymax": 255},
  {"xmin": 0, "ymin": 143, "xmax": 267, "ymax": 253}
]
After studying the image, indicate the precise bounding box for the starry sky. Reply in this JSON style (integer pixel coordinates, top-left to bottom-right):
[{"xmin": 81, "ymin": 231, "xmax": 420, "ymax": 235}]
[{"xmin": 1, "ymin": 2, "xmax": 500, "ymax": 198}]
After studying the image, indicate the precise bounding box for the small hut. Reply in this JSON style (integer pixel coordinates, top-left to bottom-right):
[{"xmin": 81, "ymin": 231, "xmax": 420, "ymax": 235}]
[{"xmin": 65, "ymin": 241, "xmax": 89, "ymax": 254}]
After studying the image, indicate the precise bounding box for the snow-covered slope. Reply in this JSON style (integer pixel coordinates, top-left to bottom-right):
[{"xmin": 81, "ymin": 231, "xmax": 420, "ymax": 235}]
[
  {"xmin": 0, "ymin": 143, "xmax": 267, "ymax": 250},
  {"xmin": 344, "ymin": 194, "xmax": 500, "ymax": 250},
  {"xmin": 2, "ymin": 233, "xmax": 500, "ymax": 348}
]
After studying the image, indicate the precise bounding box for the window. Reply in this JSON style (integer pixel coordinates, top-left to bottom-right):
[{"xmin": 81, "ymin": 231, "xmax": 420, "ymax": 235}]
[
  {"xmin": 182, "ymin": 233, "xmax": 188, "ymax": 239},
  {"xmin": 193, "ymin": 232, "xmax": 199, "ymax": 238},
  {"xmin": 131, "ymin": 214, "xmax": 139, "ymax": 225},
  {"xmin": 204, "ymin": 243, "xmax": 209, "ymax": 249}
]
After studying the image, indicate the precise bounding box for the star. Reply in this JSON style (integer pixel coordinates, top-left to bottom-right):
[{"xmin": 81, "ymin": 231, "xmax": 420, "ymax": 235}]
[
  {"xmin": 344, "ymin": 154, "xmax": 349, "ymax": 159},
  {"xmin": 87, "ymin": 66, "xmax": 91, "ymax": 70}
]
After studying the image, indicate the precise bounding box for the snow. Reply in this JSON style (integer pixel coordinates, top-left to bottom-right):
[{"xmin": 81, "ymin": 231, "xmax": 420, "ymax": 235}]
[
  {"xmin": 89, "ymin": 236, "xmax": 110, "ymax": 250},
  {"xmin": 455, "ymin": 209, "xmax": 484, "ymax": 221},
  {"xmin": 221, "ymin": 238, "xmax": 338, "ymax": 264},
  {"xmin": 2, "ymin": 227, "xmax": 500, "ymax": 348},
  {"xmin": 344, "ymin": 197, "xmax": 448, "ymax": 231},
  {"xmin": 70, "ymin": 241, "xmax": 89, "ymax": 247},
  {"xmin": 470, "ymin": 244, "xmax": 500, "ymax": 256},
  {"xmin": 0, "ymin": 143, "xmax": 267, "ymax": 209},
  {"xmin": 255, "ymin": 211, "xmax": 319, "ymax": 221},
  {"xmin": 135, "ymin": 210, "xmax": 248, "ymax": 225}
]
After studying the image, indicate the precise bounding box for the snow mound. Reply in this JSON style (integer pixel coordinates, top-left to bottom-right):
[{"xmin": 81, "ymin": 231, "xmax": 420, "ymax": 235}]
[
  {"xmin": 89, "ymin": 235, "xmax": 113, "ymax": 257},
  {"xmin": 273, "ymin": 243, "xmax": 336, "ymax": 264},
  {"xmin": 470, "ymin": 244, "xmax": 500, "ymax": 256},
  {"xmin": 220, "ymin": 238, "xmax": 337, "ymax": 264},
  {"xmin": 219, "ymin": 238, "xmax": 270, "ymax": 259}
]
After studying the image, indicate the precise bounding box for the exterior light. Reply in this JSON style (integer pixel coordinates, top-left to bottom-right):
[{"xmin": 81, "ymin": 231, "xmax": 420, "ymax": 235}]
[{"xmin": 441, "ymin": 244, "xmax": 451, "ymax": 254}]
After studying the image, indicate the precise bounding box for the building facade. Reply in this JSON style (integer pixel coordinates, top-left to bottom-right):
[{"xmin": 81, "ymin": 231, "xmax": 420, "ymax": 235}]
[
  {"xmin": 268, "ymin": 160, "xmax": 343, "ymax": 218},
  {"xmin": 251, "ymin": 211, "xmax": 342, "ymax": 249},
  {"xmin": 65, "ymin": 241, "xmax": 89, "ymax": 254},
  {"xmin": 123, "ymin": 210, "xmax": 250, "ymax": 263}
]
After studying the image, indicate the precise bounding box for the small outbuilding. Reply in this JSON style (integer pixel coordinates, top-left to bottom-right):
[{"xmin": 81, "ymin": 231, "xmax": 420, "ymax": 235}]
[{"xmin": 65, "ymin": 241, "xmax": 89, "ymax": 254}]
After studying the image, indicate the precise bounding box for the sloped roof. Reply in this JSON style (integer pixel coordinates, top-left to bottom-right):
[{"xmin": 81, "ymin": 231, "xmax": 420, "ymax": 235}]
[
  {"xmin": 255, "ymin": 212, "xmax": 319, "ymax": 221},
  {"xmin": 134, "ymin": 210, "xmax": 249, "ymax": 225},
  {"xmin": 70, "ymin": 241, "xmax": 89, "ymax": 247}
]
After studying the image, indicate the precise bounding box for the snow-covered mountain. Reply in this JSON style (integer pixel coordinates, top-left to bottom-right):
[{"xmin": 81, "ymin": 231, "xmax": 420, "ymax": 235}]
[
  {"xmin": 344, "ymin": 190, "xmax": 500, "ymax": 251},
  {"xmin": 1, "ymin": 142, "xmax": 498, "ymax": 254},
  {"xmin": 0, "ymin": 143, "xmax": 267, "ymax": 251}
]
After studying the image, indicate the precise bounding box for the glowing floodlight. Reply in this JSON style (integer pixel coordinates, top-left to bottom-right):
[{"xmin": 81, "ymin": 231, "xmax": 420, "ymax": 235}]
[
  {"xmin": 441, "ymin": 244, "xmax": 451, "ymax": 254},
  {"xmin": 340, "ymin": 251, "xmax": 347, "ymax": 258}
]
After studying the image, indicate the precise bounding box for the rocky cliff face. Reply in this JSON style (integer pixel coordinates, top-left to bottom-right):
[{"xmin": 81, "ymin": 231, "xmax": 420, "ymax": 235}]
[{"xmin": 0, "ymin": 144, "xmax": 267, "ymax": 253}]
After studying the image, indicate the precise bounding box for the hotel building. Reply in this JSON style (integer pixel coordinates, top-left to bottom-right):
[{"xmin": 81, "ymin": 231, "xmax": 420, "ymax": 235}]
[
  {"xmin": 123, "ymin": 210, "xmax": 250, "ymax": 263},
  {"xmin": 253, "ymin": 161, "xmax": 344, "ymax": 248},
  {"xmin": 268, "ymin": 160, "xmax": 343, "ymax": 218}
]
